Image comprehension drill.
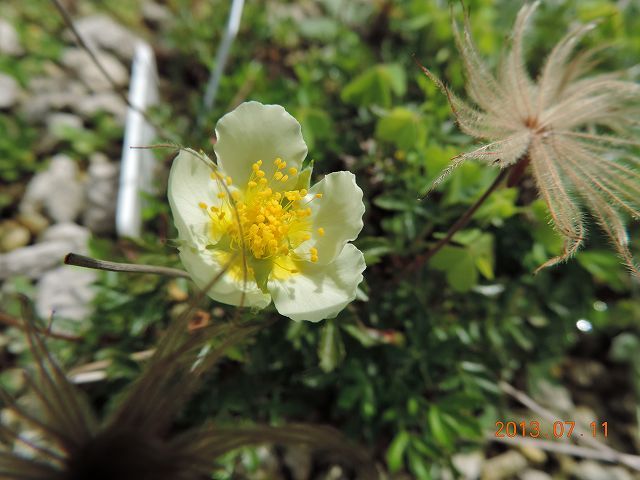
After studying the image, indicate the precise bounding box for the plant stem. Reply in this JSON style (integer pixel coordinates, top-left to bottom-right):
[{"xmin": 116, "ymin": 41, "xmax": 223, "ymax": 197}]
[
  {"xmin": 0, "ymin": 312, "xmax": 81, "ymax": 342},
  {"xmin": 409, "ymin": 167, "xmax": 510, "ymax": 272},
  {"xmin": 64, "ymin": 253, "xmax": 191, "ymax": 279}
]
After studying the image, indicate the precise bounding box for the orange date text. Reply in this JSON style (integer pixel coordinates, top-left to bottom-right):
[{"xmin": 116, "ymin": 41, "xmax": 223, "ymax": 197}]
[{"xmin": 494, "ymin": 420, "xmax": 608, "ymax": 439}]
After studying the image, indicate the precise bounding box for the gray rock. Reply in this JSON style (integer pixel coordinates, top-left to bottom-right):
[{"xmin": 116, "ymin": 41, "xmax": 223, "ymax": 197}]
[
  {"xmin": 36, "ymin": 266, "xmax": 96, "ymax": 323},
  {"xmin": 0, "ymin": 74, "xmax": 20, "ymax": 109},
  {"xmin": 142, "ymin": 2, "xmax": 174, "ymax": 28},
  {"xmin": 61, "ymin": 48, "xmax": 128, "ymax": 92},
  {"xmin": 74, "ymin": 92, "xmax": 127, "ymax": 124},
  {"xmin": 283, "ymin": 446, "xmax": 312, "ymax": 480},
  {"xmin": 452, "ymin": 451, "xmax": 483, "ymax": 479},
  {"xmin": 481, "ymin": 451, "xmax": 527, "ymax": 480},
  {"xmin": 83, "ymin": 153, "xmax": 119, "ymax": 234},
  {"xmin": 46, "ymin": 112, "xmax": 84, "ymax": 137},
  {"xmin": 572, "ymin": 461, "xmax": 633, "ymax": 480},
  {"xmin": 71, "ymin": 15, "xmax": 140, "ymax": 60},
  {"xmin": 519, "ymin": 470, "xmax": 552, "ymax": 480},
  {"xmin": 20, "ymin": 154, "xmax": 85, "ymax": 223},
  {"xmin": 22, "ymin": 77, "xmax": 87, "ymax": 121},
  {"xmin": 0, "ymin": 223, "xmax": 90, "ymax": 280},
  {"xmin": 0, "ymin": 19, "xmax": 24, "ymax": 56}
]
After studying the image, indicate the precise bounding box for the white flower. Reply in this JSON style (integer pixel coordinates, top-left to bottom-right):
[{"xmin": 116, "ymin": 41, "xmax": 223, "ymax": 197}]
[{"xmin": 168, "ymin": 101, "xmax": 366, "ymax": 322}]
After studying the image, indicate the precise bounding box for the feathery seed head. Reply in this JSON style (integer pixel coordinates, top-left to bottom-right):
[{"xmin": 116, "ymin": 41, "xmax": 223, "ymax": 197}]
[{"xmin": 421, "ymin": 2, "xmax": 640, "ymax": 276}]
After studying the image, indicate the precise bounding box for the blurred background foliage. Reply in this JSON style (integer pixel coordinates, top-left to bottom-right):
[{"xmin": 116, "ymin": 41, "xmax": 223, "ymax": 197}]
[{"xmin": 1, "ymin": 0, "xmax": 640, "ymax": 478}]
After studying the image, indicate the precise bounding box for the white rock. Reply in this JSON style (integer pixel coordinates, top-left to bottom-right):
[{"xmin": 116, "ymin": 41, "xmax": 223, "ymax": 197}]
[
  {"xmin": 0, "ymin": 74, "xmax": 20, "ymax": 109},
  {"xmin": 61, "ymin": 48, "xmax": 128, "ymax": 92},
  {"xmin": 46, "ymin": 112, "xmax": 83, "ymax": 136},
  {"xmin": 452, "ymin": 451, "xmax": 484, "ymax": 479},
  {"xmin": 74, "ymin": 92, "xmax": 127, "ymax": 124},
  {"xmin": 20, "ymin": 154, "xmax": 85, "ymax": 223},
  {"xmin": 481, "ymin": 451, "xmax": 527, "ymax": 480},
  {"xmin": 36, "ymin": 266, "xmax": 96, "ymax": 323},
  {"xmin": 83, "ymin": 153, "xmax": 119, "ymax": 234},
  {"xmin": 0, "ymin": 19, "xmax": 24, "ymax": 56},
  {"xmin": 71, "ymin": 15, "xmax": 140, "ymax": 60},
  {"xmin": 21, "ymin": 80, "xmax": 87, "ymax": 121},
  {"xmin": 519, "ymin": 470, "xmax": 551, "ymax": 480},
  {"xmin": 0, "ymin": 223, "xmax": 90, "ymax": 280},
  {"xmin": 572, "ymin": 462, "xmax": 633, "ymax": 480}
]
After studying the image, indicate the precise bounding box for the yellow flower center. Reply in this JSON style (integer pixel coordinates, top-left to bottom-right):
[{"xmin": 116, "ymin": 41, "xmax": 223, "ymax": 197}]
[{"xmin": 198, "ymin": 158, "xmax": 322, "ymax": 269}]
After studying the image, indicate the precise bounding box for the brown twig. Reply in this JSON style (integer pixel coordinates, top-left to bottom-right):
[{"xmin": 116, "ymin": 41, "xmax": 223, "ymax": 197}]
[
  {"xmin": 408, "ymin": 167, "xmax": 509, "ymax": 272},
  {"xmin": 64, "ymin": 253, "xmax": 191, "ymax": 279},
  {"xmin": 0, "ymin": 311, "xmax": 81, "ymax": 342}
]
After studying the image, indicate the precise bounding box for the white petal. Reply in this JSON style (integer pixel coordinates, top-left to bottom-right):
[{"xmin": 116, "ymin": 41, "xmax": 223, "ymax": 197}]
[
  {"xmin": 168, "ymin": 148, "xmax": 223, "ymax": 246},
  {"xmin": 268, "ymin": 243, "xmax": 365, "ymax": 322},
  {"xmin": 214, "ymin": 102, "xmax": 308, "ymax": 191},
  {"xmin": 302, "ymin": 172, "xmax": 365, "ymax": 264},
  {"xmin": 179, "ymin": 245, "xmax": 271, "ymax": 309}
]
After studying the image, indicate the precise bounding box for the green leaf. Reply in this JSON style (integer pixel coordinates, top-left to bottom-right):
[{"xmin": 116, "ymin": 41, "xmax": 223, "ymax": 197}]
[
  {"xmin": 431, "ymin": 246, "xmax": 478, "ymax": 292},
  {"xmin": 318, "ymin": 319, "xmax": 345, "ymax": 372},
  {"xmin": 341, "ymin": 64, "xmax": 407, "ymax": 108},
  {"xmin": 375, "ymin": 107, "xmax": 426, "ymax": 150},
  {"xmin": 386, "ymin": 430, "xmax": 410, "ymax": 473}
]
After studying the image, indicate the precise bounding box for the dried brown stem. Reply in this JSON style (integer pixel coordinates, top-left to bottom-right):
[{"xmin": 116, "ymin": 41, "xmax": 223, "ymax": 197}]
[
  {"xmin": 0, "ymin": 311, "xmax": 81, "ymax": 342},
  {"xmin": 64, "ymin": 253, "xmax": 191, "ymax": 279},
  {"xmin": 409, "ymin": 167, "xmax": 510, "ymax": 272}
]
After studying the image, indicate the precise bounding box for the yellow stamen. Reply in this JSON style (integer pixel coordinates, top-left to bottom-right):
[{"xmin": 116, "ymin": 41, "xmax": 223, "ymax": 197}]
[
  {"xmin": 288, "ymin": 167, "xmax": 298, "ymax": 176},
  {"xmin": 315, "ymin": 193, "xmax": 323, "ymax": 199},
  {"xmin": 317, "ymin": 227, "xmax": 325, "ymax": 236},
  {"xmin": 226, "ymin": 176, "xmax": 233, "ymax": 185},
  {"xmin": 198, "ymin": 202, "xmax": 207, "ymax": 209}
]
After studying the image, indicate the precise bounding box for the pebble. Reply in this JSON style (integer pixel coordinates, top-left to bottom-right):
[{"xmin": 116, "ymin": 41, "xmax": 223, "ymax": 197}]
[
  {"xmin": 452, "ymin": 451, "xmax": 484, "ymax": 479},
  {"xmin": 283, "ymin": 446, "xmax": 312, "ymax": 480},
  {"xmin": 36, "ymin": 266, "xmax": 96, "ymax": 324},
  {"xmin": 519, "ymin": 470, "xmax": 552, "ymax": 480},
  {"xmin": 142, "ymin": 1, "xmax": 174, "ymax": 28},
  {"xmin": 0, "ymin": 19, "xmax": 24, "ymax": 56},
  {"xmin": 0, "ymin": 223, "xmax": 90, "ymax": 280},
  {"xmin": 481, "ymin": 451, "xmax": 527, "ymax": 480},
  {"xmin": 21, "ymin": 82, "xmax": 87, "ymax": 121},
  {"xmin": 46, "ymin": 112, "xmax": 84, "ymax": 137},
  {"xmin": 74, "ymin": 92, "xmax": 127, "ymax": 124},
  {"xmin": 0, "ymin": 221, "xmax": 30, "ymax": 252},
  {"xmin": 519, "ymin": 446, "xmax": 547, "ymax": 465},
  {"xmin": 83, "ymin": 153, "xmax": 119, "ymax": 234},
  {"xmin": 572, "ymin": 461, "xmax": 633, "ymax": 480},
  {"xmin": 16, "ymin": 211, "xmax": 50, "ymax": 235},
  {"xmin": 72, "ymin": 14, "xmax": 140, "ymax": 60},
  {"xmin": 20, "ymin": 154, "xmax": 85, "ymax": 223},
  {"xmin": 0, "ymin": 74, "xmax": 20, "ymax": 109},
  {"xmin": 61, "ymin": 48, "xmax": 129, "ymax": 92},
  {"xmin": 532, "ymin": 379, "xmax": 574, "ymax": 413}
]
